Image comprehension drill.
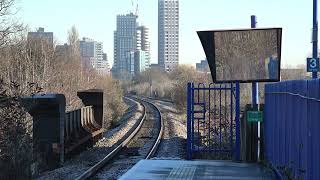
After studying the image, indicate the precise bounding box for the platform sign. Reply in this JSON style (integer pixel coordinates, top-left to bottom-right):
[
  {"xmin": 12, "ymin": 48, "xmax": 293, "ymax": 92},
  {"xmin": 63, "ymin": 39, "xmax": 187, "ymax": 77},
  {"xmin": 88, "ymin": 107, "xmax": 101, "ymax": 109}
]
[
  {"xmin": 197, "ymin": 28, "xmax": 282, "ymax": 83},
  {"xmin": 307, "ymin": 58, "xmax": 320, "ymax": 72},
  {"xmin": 247, "ymin": 111, "xmax": 263, "ymax": 122}
]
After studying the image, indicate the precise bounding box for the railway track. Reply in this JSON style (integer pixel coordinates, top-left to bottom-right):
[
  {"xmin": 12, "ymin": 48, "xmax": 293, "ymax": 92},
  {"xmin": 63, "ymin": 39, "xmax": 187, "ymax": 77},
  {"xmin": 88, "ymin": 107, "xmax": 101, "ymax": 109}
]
[{"xmin": 75, "ymin": 97, "xmax": 163, "ymax": 180}]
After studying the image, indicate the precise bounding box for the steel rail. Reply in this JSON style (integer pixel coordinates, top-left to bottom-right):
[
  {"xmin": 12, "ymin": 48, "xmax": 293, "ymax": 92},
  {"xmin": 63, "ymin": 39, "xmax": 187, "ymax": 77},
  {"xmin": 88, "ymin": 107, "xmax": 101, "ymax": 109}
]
[
  {"xmin": 143, "ymin": 98, "xmax": 164, "ymax": 159},
  {"xmin": 75, "ymin": 96, "xmax": 163, "ymax": 180}
]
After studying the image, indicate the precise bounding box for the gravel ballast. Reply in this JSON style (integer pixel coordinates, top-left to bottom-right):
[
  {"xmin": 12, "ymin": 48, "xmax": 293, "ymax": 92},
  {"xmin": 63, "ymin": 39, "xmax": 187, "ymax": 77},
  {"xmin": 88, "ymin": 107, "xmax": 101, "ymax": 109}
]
[
  {"xmin": 93, "ymin": 99, "xmax": 161, "ymax": 179},
  {"xmin": 147, "ymin": 99, "xmax": 187, "ymax": 159}
]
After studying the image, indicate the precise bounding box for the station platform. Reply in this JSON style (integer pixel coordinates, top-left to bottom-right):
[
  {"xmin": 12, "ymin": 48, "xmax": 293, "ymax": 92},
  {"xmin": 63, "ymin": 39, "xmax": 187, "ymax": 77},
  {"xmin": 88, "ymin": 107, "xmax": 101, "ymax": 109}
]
[{"xmin": 119, "ymin": 159, "xmax": 276, "ymax": 180}]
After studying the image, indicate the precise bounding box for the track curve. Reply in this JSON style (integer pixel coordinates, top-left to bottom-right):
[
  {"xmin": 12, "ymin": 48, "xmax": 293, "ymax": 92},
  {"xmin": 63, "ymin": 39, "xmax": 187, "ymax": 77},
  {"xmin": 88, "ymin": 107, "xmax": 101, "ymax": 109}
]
[{"xmin": 75, "ymin": 97, "xmax": 163, "ymax": 180}]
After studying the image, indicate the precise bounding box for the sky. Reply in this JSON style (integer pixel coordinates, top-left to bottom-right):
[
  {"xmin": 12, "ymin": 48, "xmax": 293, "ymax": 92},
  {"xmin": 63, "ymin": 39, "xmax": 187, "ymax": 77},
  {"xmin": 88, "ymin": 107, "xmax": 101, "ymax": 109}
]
[{"xmin": 18, "ymin": 0, "xmax": 315, "ymax": 68}]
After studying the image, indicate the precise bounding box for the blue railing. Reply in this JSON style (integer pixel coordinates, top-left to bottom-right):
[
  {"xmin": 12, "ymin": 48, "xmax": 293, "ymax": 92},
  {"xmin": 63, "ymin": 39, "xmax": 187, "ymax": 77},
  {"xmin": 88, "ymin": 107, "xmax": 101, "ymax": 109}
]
[{"xmin": 264, "ymin": 79, "xmax": 320, "ymax": 180}]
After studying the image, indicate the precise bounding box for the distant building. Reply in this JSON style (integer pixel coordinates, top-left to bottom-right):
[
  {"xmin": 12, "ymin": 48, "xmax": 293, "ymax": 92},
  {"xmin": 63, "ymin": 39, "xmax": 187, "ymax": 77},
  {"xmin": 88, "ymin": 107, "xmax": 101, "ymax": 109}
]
[
  {"xmin": 125, "ymin": 50, "xmax": 135, "ymax": 76},
  {"xmin": 55, "ymin": 43, "xmax": 69, "ymax": 58},
  {"xmin": 158, "ymin": 0, "xmax": 179, "ymax": 72},
  {"xmin": 91, "ymin": 41, "xmax": 103, "ymax": 69},
  {"xmin": 103, "ymin": 53, "xmax": 108, "ymax": 62},
  {"xmin": 27, "ymin": 27, "xmax": 53, "ymax": 46},
  {"xmin": 149, "ymin": 63, "xmax": 161, "ymax": 72},
  {"xmin": 79, "ymin": 37, "xmax": 108, "ymax": 75},
  {"xmin": 196, "ymin": 60, "xmax": 210, "ymax": 73},
  {"xmin": 137, "ymin": 26, "xmax": 150, "ymax": 68},
  {"xmin": 113, "ymin": 13, "xmax": 151, "ymax": 79},
  {"xmin": 134, "ymin": 50, "xmax": 147, "ymax": 73},
  {"xmin": 94, "ymin": 53, "xmax": 110, "ymax": 75},
  {"xmin": 113, "ymin": 13, "xmax": 138, "ymax": 79},
  {"xmin": 80, "ymin": 37, "xmax": 95, "ymax": 67},
  {"xmin": 102, "ymin": 53, "xmax": 111, "ymax": 75}
]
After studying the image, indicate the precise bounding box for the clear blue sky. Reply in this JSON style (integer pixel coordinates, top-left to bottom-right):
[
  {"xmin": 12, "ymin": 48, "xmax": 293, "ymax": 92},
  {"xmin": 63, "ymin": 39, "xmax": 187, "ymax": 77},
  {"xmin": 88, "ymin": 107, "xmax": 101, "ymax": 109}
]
[{"xmin": 19, "ymin": 0, "xmax": 314, "ymax": 67}]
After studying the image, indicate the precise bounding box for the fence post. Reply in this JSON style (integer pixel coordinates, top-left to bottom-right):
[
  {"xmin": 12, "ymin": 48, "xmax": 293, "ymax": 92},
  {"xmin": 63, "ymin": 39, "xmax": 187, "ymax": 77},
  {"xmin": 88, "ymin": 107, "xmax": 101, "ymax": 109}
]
[{"xmin": 187, "ymin": 82, "xmax": 192, "ymax": 160}]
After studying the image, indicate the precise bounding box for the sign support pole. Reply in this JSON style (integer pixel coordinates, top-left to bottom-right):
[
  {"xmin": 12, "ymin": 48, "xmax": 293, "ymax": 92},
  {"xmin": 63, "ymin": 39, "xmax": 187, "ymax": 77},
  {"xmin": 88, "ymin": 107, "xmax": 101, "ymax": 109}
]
[
  {"xmin": 312, "ymin": 0, "xmax": 318, "ymax": 79},
  {"xmin": 251, "ymin": 15, "xmax": 259, "ymax": 109},
  {"xmin": 251, "ymin": 15, "xmax": 260, "ymax": 161}
]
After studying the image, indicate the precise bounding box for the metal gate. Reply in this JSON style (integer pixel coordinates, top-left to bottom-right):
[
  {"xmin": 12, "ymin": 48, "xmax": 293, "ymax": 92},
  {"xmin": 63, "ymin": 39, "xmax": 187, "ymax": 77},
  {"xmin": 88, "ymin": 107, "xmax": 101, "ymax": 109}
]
[{"xmin": 187, "ymin": 82, "xmax": 240, "ymax": 161}]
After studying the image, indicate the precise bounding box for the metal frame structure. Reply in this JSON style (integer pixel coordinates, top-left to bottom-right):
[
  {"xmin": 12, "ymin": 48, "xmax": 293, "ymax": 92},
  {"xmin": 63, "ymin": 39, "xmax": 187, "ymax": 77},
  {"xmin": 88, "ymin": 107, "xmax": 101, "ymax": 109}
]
[{"xmin": 187, "ymin": 82, "xmax": 240, "ymax": 161}]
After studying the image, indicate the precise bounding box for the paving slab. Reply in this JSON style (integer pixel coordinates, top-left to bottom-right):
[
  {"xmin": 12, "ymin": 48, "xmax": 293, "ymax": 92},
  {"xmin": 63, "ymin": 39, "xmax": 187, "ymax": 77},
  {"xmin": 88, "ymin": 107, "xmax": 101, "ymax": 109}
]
[{"xmin": 119, "ymin": 159, "xmax": 276, "ymax": 180}]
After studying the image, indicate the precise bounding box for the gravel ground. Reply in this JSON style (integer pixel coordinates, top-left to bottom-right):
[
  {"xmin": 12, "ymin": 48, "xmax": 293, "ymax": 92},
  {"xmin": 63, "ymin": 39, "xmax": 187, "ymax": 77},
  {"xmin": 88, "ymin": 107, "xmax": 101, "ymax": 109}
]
[
  {"xmin": 147, "ymin": 99, "xmax": 187, "ymax": 160},
  {"xmin": 36, "ymin": 97, "xmax": 144, "ymax": 180},
  {"xmin": 93, "ymin": 100, "xmax": 161, "ymax": 180}
]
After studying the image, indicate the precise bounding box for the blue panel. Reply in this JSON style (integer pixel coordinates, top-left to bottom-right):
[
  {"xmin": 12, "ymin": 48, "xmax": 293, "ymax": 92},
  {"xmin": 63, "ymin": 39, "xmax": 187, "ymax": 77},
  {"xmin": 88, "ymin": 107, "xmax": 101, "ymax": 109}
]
[
  {"xmin": 300, "ymin": 80, "xmax": 308, "ymax": 180},
  {"xmin": 275, "ymin": 83, "xmax": 281, "ymax": 166},
  {"xmin": 264, "ymin": 79, "xmax": 320, "ymax": 179},
  {"xmin": 307, "ymin": 79, "xmax": 319, "ymax": 180},
  {"xmin": 316, "ymin": 79, "xmax": 320, "ymax": 180},
  {"xmin": 279, "ymin": 82, "xmax": 284, "ymax": 167},
  {"xmin": 264, "ymin": 84, "xmax": 270, "ymax": 161},
  {"xmin": 307, "ymin": 80, "xmax": 312, "ymax": 180}
]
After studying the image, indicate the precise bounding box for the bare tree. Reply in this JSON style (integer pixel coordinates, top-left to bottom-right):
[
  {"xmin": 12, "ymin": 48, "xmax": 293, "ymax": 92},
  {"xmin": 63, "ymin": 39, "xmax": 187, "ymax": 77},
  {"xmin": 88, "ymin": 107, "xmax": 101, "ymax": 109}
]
[
  {"xmin": 127, "ymin": 65, "xmax": 210, "ymax": 112},
  {"xmin": 0, "ymin": 6, "xmax": 127, "ymax": 177},
  {"xmin": 0, "ymin": 0, "xmax": 24, "ymax": 47},
  {"xmin": 67, "ymin": 25, "xmax": 80, "ymax": 60}
]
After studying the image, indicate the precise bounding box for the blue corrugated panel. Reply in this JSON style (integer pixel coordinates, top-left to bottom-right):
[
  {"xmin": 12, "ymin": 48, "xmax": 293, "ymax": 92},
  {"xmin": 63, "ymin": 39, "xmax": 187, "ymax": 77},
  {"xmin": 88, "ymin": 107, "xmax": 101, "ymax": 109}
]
[
  {"xmin": 292, "ymin": 80, "xmax": 300, "ymax": 178},
  {"xmin": 264, "ymin": 84, "xmax": 270, "ymax": 161},
  {"xmin": 264, "ymin": 79, "xmax": 320, "ymax": 180}
]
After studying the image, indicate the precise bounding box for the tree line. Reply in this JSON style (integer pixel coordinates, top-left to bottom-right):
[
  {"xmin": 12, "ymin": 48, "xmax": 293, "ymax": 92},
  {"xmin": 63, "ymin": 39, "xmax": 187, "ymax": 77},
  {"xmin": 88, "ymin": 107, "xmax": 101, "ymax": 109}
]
[{"xmin": 0, "ymin": 0, "xmax": 126, "ymax": 178}]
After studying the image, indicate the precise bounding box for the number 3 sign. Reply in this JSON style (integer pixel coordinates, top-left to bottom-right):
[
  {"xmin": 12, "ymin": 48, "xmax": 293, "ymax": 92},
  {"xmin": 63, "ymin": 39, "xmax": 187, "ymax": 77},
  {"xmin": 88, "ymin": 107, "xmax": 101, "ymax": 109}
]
[{"xmin": 307, "ymin": 58, "xmax": 320, "ymax": 72}]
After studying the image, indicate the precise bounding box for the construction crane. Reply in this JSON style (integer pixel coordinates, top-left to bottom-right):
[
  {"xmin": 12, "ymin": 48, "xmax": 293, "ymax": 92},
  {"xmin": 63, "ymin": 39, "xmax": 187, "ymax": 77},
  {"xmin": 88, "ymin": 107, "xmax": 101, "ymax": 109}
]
[{"xmin": 131, "ymin": 0, "xmax": 139, "ymax": 16}]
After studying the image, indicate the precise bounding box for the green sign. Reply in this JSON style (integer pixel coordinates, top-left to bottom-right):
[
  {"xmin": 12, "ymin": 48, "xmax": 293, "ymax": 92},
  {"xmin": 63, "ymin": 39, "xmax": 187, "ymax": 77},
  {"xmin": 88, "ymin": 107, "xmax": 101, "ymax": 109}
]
[{"xmin": 247, "ymin": 111, "xmax": 263, "ymax": 122}]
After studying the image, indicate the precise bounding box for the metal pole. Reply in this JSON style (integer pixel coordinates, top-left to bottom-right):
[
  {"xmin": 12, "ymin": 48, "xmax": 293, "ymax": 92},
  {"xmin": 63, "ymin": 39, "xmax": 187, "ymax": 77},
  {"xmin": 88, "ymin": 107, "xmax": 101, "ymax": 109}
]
[
  {"xmin": 251, "ymin": 15, "xmax": 260, "ymax": 162},
  {"xmin": 187, "ymin": 82, "xmax": 192, "ymax": 160},
  {"xmin": 235, "ymin": 82, "xmax": 241, "ymax": 161},
  {"xmin": 251, "ymin": 15, "xmax": 259, "ymax": 107},
  {"xmin": 312, "ymin": 0, "xmax": 318, "ymax": 79}
]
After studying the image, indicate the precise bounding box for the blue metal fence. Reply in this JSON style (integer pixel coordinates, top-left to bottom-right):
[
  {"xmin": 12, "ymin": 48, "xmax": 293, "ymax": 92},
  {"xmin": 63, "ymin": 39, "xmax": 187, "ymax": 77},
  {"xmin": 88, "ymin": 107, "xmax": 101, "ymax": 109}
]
[
  {"xmin": 264, "ymin": 79, "xmax": 320, "ymax": 180},
  {"xmin": 187, "ymin": 82, "xmax": 240, "ymax": 160}
]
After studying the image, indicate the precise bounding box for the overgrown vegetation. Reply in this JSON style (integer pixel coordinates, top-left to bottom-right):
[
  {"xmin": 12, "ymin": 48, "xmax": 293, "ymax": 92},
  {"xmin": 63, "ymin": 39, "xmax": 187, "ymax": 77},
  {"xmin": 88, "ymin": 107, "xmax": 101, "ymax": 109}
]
[
  {"xmin": 125, "ymin": 65, "xmax": 211, "ymax": 112},
  {"xmin": 0, "ymin": 80, "xmax": 36, "ymax": 179},
  {"xmin": 127, "ymin": 64, "xmax": 308, "ymax": 112},
  {"xmin": 0, "ymin": 0, "xmax": 126, "ymax": 178}
]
